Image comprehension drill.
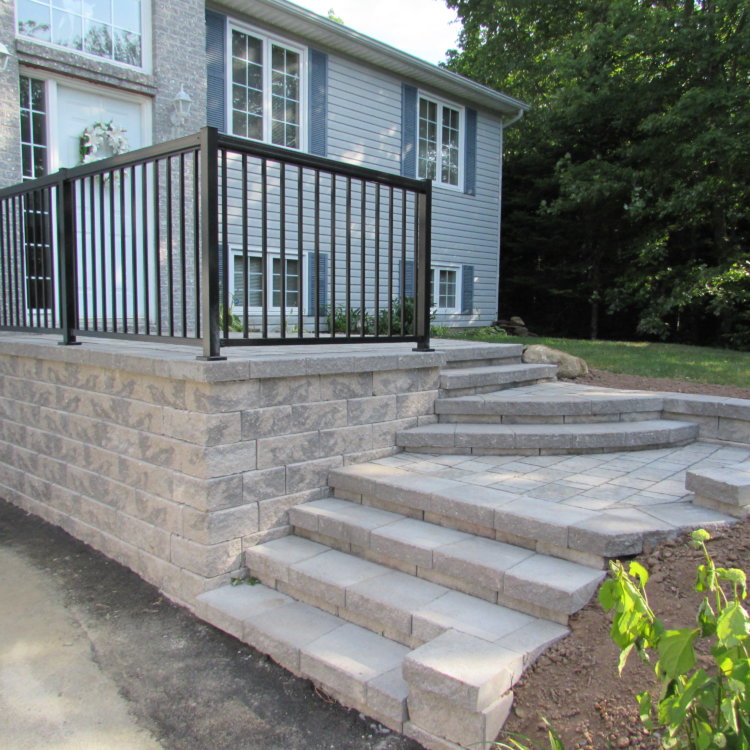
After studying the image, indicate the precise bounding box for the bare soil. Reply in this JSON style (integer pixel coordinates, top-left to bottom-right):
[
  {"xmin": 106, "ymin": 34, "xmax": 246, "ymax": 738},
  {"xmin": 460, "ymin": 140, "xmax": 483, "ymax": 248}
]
[{"xmin": 501, "ymin": 370, "xmax": 750, "ymax": 750}]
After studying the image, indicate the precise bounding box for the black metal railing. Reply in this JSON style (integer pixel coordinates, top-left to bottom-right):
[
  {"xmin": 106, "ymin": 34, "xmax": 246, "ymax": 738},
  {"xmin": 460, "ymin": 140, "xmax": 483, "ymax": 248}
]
[{"xmin": 0, "ymin": 127, "xmax": 432, "ymax": 359}]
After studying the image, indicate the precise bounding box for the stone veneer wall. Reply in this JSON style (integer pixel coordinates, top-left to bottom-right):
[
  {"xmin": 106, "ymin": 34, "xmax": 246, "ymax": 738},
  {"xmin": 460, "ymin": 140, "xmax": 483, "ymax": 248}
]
[{"xmin": 0, "ymin": 340, "xmax": 441, "ymax": 605}]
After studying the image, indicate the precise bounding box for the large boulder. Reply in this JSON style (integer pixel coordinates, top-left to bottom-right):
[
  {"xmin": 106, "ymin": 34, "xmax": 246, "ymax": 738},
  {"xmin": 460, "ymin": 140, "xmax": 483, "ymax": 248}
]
[{"xmin": 522, "ymin": 344, "xmax": 589, "ymax": 379}]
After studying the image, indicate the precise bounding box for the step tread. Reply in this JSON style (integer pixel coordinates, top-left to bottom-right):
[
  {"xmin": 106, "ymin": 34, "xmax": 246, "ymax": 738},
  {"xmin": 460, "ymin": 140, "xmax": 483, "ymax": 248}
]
[
  {"xmin": 196, "ymin": 583, "xmax": 410, "ymax": 727},
  {"xmin": 436, "ymin": 384, "xmax": 665, "ymax": 416},
  {"xmin": 397, "ymin": 419, "xmax": 699, "ymax": 452},
  {"xmin": 328, "ymin": 462, "xmax": 732, "ymax": 560},
  {"xmin": 245, "ymin": 536, "xmax": 568, "ymax": 645},
  {"xmin": 440, "ymin": 363, "xmax": 557, "ymax": 388},
  {"xmin": 291, "ymin": 498, "xmax": 604, "ymax": 615}
]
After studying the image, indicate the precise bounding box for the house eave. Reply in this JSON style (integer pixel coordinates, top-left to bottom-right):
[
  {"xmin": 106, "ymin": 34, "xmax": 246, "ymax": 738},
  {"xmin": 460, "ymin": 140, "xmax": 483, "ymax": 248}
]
[{"xmin": 209, "ymin": 0, "xmax": 530, "ymax": 117}]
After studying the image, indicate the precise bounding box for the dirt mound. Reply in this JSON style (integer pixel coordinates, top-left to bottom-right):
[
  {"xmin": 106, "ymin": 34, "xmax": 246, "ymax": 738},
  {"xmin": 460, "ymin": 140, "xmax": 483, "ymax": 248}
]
[{"xmin": 502, "ymin": 427, "xmax": 749, "ymax": 750}]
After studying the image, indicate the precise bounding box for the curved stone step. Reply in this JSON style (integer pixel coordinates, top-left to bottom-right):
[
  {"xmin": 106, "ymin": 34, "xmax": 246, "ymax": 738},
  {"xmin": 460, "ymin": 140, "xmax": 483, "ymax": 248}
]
[
  {"xmin": 289, "ymin": 497, "xmax": 605, "ymax": 623},
  {"xmin": 436, "ymin": 382, "xmax": 664, "ymax": 424},
  {"xmin": 439, "ymin": 364, "xmax": 557, "ymax": 397},
  {"xmin": 397, "ymin": 419, "xmax": 699, "ymax": 455},
  {"xmin": 438, "ymin": 342, "xmax": 524, "ymax": 369}
]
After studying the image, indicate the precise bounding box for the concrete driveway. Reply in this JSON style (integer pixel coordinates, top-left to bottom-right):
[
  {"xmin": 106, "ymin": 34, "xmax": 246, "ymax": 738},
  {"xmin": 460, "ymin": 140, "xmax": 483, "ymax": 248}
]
[{"xmin": 0, "ymin": 499, "xmax": 419, "ymax": 750}]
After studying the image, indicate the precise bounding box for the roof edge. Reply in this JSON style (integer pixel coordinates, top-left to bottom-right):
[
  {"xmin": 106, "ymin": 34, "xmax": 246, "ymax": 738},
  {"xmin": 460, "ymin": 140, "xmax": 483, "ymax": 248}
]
[{"xmin": 210, "ymin": 0, "xmax": 530, "ymax": 117}]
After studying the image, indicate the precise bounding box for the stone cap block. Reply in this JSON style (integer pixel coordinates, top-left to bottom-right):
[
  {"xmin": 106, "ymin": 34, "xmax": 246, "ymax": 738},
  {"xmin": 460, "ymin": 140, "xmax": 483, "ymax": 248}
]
[
  {"xmin": 686, "ymin": 464, "xmax": 750, "ymax": 506},
  {"xmin": 403, "ymin": 629, "xmax": 521, "ymax": 712}
]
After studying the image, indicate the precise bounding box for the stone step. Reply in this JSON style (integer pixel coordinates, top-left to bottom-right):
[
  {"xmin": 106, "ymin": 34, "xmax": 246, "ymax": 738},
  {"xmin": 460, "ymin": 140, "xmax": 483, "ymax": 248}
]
[
  {"xmin": 327, "ymin": 462, "xmax": 721, "ymax": 567},
  {"xmin": 196, "ymin": 577, "xmax": 568, "ymax": 748},
  {"xmin": 438, "ymin": 364, "xmax": 558, "ymax": 397},
  {"xmin": 195, "ymin": 583, "xmax": 411, "ymax": 731},
  {"xmin": 435, "ymin": 384, "xmax": 664, "ymax": 425},
  {"xmin": 289, "ymin": 497, "xmax": 605, "ymax": 624},
  {"xmin": 396, "ymin": 419, "xmax": 699, "ymax": 456},
  {"xmin": 686, "ymin": 462, "xmax": 750, "ymax": 519},
  {"xmin": 244, "ymin": 535, "xmax": 568, "ymax": 650},
  {"xmin": 437, "ymin": 342, "xmax": 524, "ymax": 370}
]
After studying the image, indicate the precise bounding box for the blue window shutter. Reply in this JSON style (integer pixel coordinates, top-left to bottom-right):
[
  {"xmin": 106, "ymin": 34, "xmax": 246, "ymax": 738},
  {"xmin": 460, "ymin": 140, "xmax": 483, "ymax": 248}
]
[
  {"xmin": 206, "ymin": 10, "xmax": 226, "ymax": 132},
  {"xmin": 308, "ymin": 49, "xmax": 328, "ymax": 156},
  {"xmin": 461, "ymin": 264, "xmax": 474, "ymax": 314},
  {"xmin": 400, "ymin": 259, "xmax": 415, "ymax": 299},
  {"xmin": 464, "ymin": 108, "xmax": 477, "ymax": 195},
  {"xmin": 307, "ymin": 253, "xmax": 329, "ymax": 315},
  {"xmin": 401, "ymin": 84, "xmax": 417, "ymax": 178}
]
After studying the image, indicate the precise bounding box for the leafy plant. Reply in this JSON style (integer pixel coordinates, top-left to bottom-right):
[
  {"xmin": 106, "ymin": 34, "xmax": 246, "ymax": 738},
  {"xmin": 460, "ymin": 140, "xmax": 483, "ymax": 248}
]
[
  {"xmin": 599, "ymin": 529, "xmax": 750, "ymax": 749},
  {"xmin": 495, "ymin": 720, "xmax": 565, "ymax": 750},
  {"xmin": 326, "ymin": 296, "xmax": 421, "ymax": 336}
]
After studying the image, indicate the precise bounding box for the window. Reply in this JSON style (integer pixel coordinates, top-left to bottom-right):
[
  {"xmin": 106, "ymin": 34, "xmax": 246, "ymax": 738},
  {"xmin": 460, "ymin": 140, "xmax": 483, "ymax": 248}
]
[
  {"xmin": 418, "ymin": 95, "xmax": 462, "ymax": 187},
  {"xmin": 20, "ymin": 75, "xmax": 47, "ymax": 179},
  {"xmin": 16, "ymin": 0, "xmax": 144, "ymax": 68},
  {"xmin": 231, "ymin": 252, "xmax": 300, "ymax": 310},
  {"xmin": 19, "ymin": 75, "xmax": 54, "ymax": 311},
  {"xmin": 229, "ymin": 25, "xmax": 303, "ymax": 149},
  {"xmin": 431, "ymin": 266, "xmax": 460, "ymax": 313}
]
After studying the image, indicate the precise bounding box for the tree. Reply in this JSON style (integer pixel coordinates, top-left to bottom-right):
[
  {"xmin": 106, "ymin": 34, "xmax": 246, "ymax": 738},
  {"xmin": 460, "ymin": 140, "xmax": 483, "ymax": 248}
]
[{"xmin": 446, "ymin": 0, "xmax": 750, "ymax": 347}]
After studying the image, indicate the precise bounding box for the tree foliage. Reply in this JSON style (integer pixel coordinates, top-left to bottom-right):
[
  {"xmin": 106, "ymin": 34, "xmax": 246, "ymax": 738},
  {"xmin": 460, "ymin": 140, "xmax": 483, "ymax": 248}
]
[{"xmin": 446, "ymin": 0, "xmax": 750, "ymax": 347}]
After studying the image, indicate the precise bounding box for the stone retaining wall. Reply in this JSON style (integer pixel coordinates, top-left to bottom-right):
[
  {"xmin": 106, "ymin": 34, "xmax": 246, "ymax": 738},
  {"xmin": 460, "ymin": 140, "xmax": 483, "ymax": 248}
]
[
  {"xmin": 0, "ymin": 338, "xmax": 441, "ymax": 605},
  {"xmin": 662, "ymin": 394, "xmax": 750, "ymax": 445}
]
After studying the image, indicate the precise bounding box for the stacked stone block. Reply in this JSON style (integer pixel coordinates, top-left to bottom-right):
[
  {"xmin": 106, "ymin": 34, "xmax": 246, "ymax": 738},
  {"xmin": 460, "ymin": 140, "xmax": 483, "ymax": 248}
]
[{"xmin": 0, "ymin": 340, "xmax": 441, "ymax": 604}]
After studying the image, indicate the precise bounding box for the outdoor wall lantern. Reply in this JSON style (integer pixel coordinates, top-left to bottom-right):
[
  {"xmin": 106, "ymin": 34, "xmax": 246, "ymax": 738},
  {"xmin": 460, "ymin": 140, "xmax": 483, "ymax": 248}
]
[
  {"xmin": 171, "ymin": 85, "xmax": 192, "ymax": 127},
  {"xmin": 0, "ymin": 42, "xmax": 12, "ymax": 72}
]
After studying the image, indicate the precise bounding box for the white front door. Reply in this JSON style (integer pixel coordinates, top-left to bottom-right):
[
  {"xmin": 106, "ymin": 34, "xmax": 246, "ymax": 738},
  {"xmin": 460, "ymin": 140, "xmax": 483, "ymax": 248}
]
[{"xmin": 53, "ymin": 84, "xmax": 148, "ymax": 170}]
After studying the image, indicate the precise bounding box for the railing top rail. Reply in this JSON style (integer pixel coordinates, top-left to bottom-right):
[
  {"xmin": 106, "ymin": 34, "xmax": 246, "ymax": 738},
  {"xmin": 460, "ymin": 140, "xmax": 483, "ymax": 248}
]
[
  {"xmin": 0, "ymin": 132, "xmax": 203, "ymax": 200},
  {"xmin": 216, "ymin": 131, "xmax": 430, "ymax": 193},
  {"xmin": 0, "ymin": 128, "xmax": 430, "ymax": 201}
]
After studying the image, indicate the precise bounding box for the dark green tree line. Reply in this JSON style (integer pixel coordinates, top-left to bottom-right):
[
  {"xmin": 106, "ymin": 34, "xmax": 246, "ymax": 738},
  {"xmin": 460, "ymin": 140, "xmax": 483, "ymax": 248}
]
[{"xmin": 446, "ymin": 0, "xmax": 750, "ymax": 347}]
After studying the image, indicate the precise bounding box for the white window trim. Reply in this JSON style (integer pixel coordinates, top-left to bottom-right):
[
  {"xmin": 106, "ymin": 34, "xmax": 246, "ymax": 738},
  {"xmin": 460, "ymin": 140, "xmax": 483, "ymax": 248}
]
[
  {"xmin": 19, "ymin": 70, "xmax": 152, "ymax": 173},
  {"xmin": 431, "ymin": 264, "xmax": 462, "ymax": 314},
  {"xmin": 229, "ymin": 248, "xmax": 305, "ymax": 314},
  {"xmin": 417, "ymin": 91, "xmax": 465, "ymax": 191},
  {"xmin": 226, "ymin": 21, "xmax": 307, "ymax": 152},
  {"xmin": 14, "ymin": 0, "xmax": 152, "ymax": 73}
]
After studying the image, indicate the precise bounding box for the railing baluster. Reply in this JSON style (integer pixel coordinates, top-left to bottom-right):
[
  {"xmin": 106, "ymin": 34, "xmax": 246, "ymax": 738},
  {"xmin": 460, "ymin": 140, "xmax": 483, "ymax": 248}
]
[
  {"xmin": 280, "ymin": 162, "xmax": 286, "ymax": 339},
  {"xmin": 141, "ymin": 163, "xmax": 150, "ymax": 335},
  {"xmin": 297, "ymin": 166, "xmax": 303, "ymax": 338},
  {"xmin": 87, "ymin": 177, "xmax": 96, "ymax": 331},
  {"xmin": 220, "ymin": 147, "xmax": 229, "ymax": 340},
  {"xmin": 261, "ymin": 158, "xmax": 268, "ymax": 340},
  {"xmin": 166, "ymin": 157, "xmax": 174, "ymax": 337},
  {"xmin": 153, "ymin": 159, "xmax": 161, "ymax": 336},
  {"xmin": 119, "ymin": 167, "xmax": 127, "ymax": 332},
  {"xmin": 330, "ymin": 174, "xmax": 336, "ymax": 339},
  {"xmin": 345, "ymin": 177, "xmax": 351, "ymax": 338},
  {"xmin": 374, "ymin": 184, "xmax": 380, "ymax": 337},
  {"xmin": 400, "ymin": 188, "xmax": 407, "ymax": 336},
  {"xmin": 241, "ymin": 153, "xmax": 249, "ymax": 337},
  {"xmin": 360, "ymin": 180, "xmax": 366, "ymax": 338},
  {"xmin": 388, "ymin": 186, "xmax": 394, "ymax": 337},
  {"xmin": 314, "ymin": 169, "xmax": 320, "ymax": 339},
  {"xmin": 78, "ymin": 181, "xmax": 87, "ymax": 330},
  {"xmin": 179, "ymin": 153, "xmax": 187, "ymax": 337}
]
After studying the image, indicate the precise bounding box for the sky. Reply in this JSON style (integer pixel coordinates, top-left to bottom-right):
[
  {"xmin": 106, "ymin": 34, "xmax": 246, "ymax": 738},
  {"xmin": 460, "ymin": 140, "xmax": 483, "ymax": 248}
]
[{"xmin": 287, "ymin": 0, "xmax": 460, "ymax": 64}]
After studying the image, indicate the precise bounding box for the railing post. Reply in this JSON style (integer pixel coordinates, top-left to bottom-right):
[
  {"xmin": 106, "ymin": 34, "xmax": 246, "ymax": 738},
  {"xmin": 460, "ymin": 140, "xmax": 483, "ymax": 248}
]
[
  {"xmin": 197, "ymin": 126, "xmax": 225, "ymax": 360},
  {"xmin": 413, "ymin": 180, "xmax": 433, "ymax": 352},
  {"xmin": 56, "ymin": 169, "xmax": 80, "ymax": 346}
]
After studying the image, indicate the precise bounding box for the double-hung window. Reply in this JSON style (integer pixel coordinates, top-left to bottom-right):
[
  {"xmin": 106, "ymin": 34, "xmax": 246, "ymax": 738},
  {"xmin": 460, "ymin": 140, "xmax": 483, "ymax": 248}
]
[
  {"xmin": 231, "ymin": 252, "xmax": 300, "ymax": 311},
  {"xmin": 418, "ymin": 95, "xmax": 462, "ymax": 188},
  {"xmin": 16, "ymin": 0, "xmax": 145, "ymax": 68},
  {"xmin": 229, "ymin": 25, "xmax": 304, "ymax": 149},
  {"xmin": 431, "ymin": 266, "xmax": 461, "ymax": 313}
]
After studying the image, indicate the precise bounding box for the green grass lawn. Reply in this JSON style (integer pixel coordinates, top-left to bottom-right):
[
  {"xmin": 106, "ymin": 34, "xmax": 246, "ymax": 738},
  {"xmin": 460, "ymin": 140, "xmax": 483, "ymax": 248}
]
[{"xmin": 434, "ymin": 329, "xmax": 750, "ymax": 388}]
